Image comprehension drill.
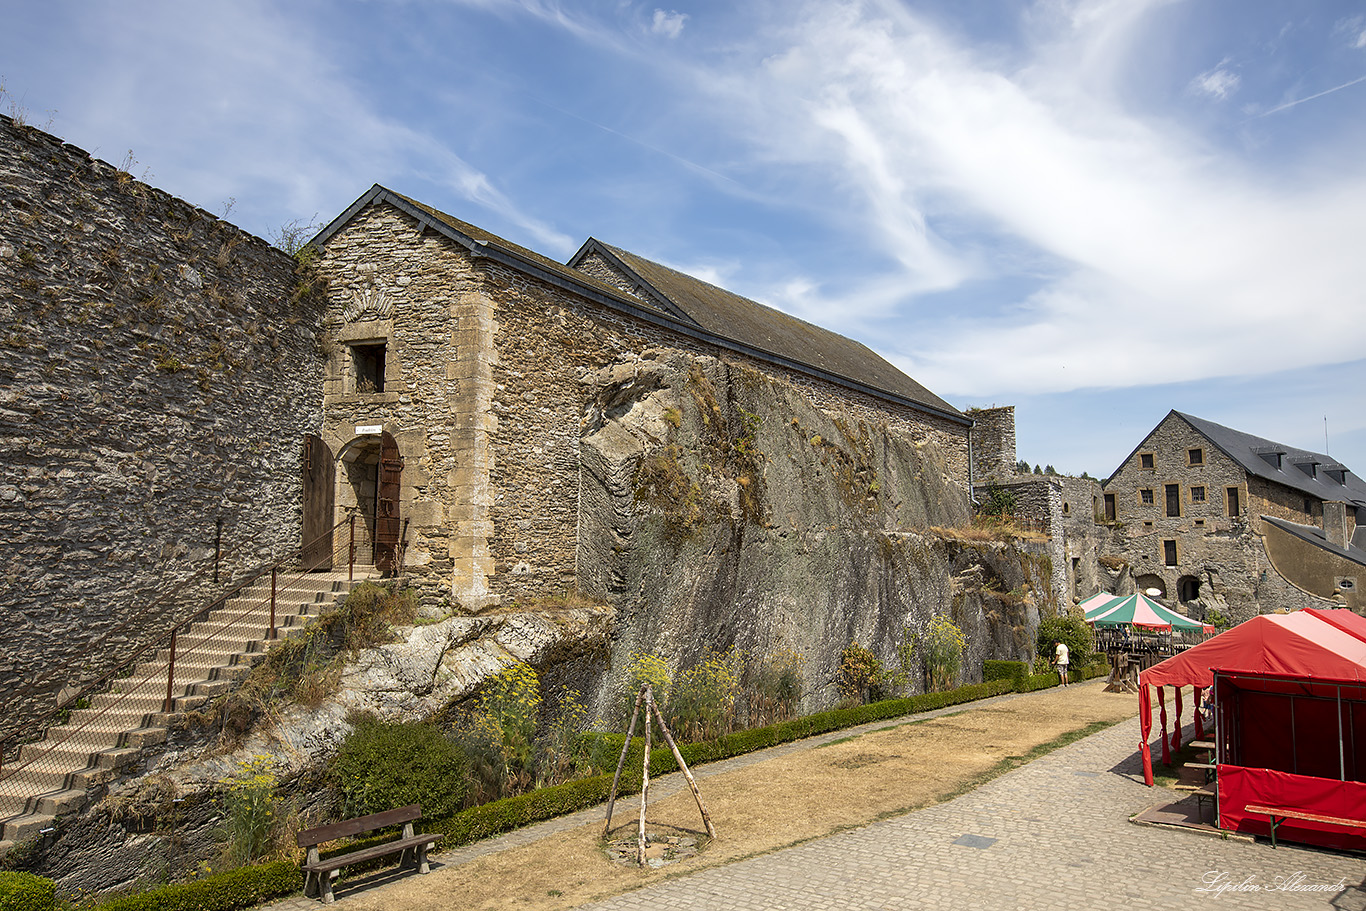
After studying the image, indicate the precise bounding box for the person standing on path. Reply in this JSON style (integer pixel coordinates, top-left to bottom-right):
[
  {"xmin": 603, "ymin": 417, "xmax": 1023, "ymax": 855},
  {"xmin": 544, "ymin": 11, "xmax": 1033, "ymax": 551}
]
[{"xmin": 1053, "ymin": 640, "xmax": 1069, "ymax": 686}]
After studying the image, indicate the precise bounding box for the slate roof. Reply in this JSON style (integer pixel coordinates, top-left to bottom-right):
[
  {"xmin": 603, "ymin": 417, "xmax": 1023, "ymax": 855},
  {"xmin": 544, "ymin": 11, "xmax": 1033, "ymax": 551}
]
[
  {"xmin": 313, "ymin": 186, "xmax": 967, "ymax": 425},
  {"xmin": 568, "ymin": 240, "xmax": 962, "ymax": 421},
  {"xmin": 1106, "ymin": 410, "xmax": 1366, "ymax": 508},
  {"xmin": 1261, "ymin": 515, "xmax": 1366, "ymax": 567}
]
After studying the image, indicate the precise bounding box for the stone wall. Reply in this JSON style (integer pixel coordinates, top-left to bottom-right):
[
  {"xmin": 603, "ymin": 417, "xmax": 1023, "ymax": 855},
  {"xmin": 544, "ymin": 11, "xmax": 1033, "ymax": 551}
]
[
  {"xmin": 0, "ymin": 116, "xmax": 323, "ymax": 743},
  {"xmin": 968, "ymin": 405, "xmax": 1016, "ymax": 483},
  {"xmin": 1102, "ymin": 413, "xmax": 1260, "ymax": 621}
]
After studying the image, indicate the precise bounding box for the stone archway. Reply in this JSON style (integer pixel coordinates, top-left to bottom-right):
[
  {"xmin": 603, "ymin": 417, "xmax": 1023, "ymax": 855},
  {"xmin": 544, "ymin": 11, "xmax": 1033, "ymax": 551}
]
[
  {"xmin": 1177, "ymin": 575, "xmax": 1201, "ymax": 604},
  {"xmin": 1135, "ymin": 573, "xmax": 1167, "ymax": 599},
  {"xmin": 334, "ymin": 431, "xmax": 401, "ymax": 572}
]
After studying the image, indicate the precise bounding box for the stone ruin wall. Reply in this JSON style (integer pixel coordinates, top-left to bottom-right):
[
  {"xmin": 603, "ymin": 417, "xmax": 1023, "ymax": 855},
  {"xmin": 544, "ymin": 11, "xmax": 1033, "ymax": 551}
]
[
  {"xmin": 0, "ymin": 116, "xmax": 324, "ymax": 745},
  {"xmin": 968, "ymin": 405, "xmax": 1016, "ymax": 483}
]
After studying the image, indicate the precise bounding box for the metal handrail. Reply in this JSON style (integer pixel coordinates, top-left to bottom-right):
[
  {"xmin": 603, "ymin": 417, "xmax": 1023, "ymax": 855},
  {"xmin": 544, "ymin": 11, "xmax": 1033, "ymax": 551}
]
[{"xmin": 0, "ymin": 516, "xmax": 361, "ymax": 794}]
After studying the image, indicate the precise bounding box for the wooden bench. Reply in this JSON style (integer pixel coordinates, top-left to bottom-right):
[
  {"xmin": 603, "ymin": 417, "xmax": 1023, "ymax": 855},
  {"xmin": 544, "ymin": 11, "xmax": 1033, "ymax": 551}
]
[
  {"xmin": 1243, "ymin": 803, "xmax": 1366, "ymax": 849},
  {"xmin": 297, "ymin": 804, "xmax": 441, "ymax": 903}
]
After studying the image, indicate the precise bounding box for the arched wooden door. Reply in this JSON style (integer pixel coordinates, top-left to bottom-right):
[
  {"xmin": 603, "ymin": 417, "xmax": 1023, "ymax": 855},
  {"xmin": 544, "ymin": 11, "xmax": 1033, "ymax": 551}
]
[
  {"xmin": 375, "ymin": 431, "xmax": 403, "ymax": 572},
  {"xmin": 301, "ymin": 434, "xmax": 335, "ymax": 570}
]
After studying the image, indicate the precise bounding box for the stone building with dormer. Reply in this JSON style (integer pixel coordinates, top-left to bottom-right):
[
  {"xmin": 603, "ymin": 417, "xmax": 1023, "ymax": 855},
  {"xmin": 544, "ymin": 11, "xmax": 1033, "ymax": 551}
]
[{"xmin": 1101, "ymin": 410, "xmax": 1366, "ymax": 620}]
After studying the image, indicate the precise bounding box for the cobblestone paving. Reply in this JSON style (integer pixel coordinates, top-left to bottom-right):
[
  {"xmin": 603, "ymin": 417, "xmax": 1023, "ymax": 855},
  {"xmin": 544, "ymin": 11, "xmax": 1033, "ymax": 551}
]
[{"xmin": 576, "ymin": 717, "xmax": 1366, "ymax": 911}]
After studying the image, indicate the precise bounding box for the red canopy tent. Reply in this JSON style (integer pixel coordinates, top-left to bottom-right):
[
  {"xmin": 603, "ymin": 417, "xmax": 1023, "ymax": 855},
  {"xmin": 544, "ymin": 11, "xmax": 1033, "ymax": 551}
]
[{"xmin": 1138, "ymin": 609, "xmax": 1366, "ymax": 849}]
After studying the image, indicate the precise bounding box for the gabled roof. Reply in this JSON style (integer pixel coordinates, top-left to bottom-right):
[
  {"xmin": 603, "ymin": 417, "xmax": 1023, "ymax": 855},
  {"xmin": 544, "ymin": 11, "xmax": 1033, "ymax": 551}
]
[
  {"xmin": 313, "ymin": 187, "xmax": 968, "ymax": 426},
  {"xmin": 1105, "ymin": 410, "xmax": 1366, "ymax": 508},
  {"xmin": 1176, "ymin": 412, "xmax": 1366, "ymax": 508},
  {"xmin": 568, "ymin": 240, "xmax": 963, "ymax": 422}
]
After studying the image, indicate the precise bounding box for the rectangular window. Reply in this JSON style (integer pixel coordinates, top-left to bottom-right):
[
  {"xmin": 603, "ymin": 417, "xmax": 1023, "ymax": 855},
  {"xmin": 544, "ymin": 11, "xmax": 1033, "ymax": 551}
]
[
  {"xmin": 1195, "ymin": 519, "xmax": 1205, "ymax": 527},
  {"xmin": 1226, "ymin": 487, "xmax": 1240, "ymax": 516},
  {"xmin": 1191, "ymin": 485, "xmax": 1206, "ymax": 503},
  {"xmin": 1163, "ymin": 539, "xmax": 1178, "ymax": 566},
  {"xmin": 1139, "ymin": 488, "xmax": 1154, "ymax": 505},
  {"xmin": 351, "ymin": 343, "xmax": 386, "ymax": 394},
  {"xmin": 1104, "ymin": 493, "xmax": 1116, "ymax": 521},
  {"xmin": 1188, "ymin": 448, "xmax": 1204, "ymax": 466},
  {"xmin": 1139, "ymin": 453, "xmax": 1155, "ymax": 470},
  {"xmin": 1165, "ymin": 484, "xmax": 1181, "ymax": 517}
]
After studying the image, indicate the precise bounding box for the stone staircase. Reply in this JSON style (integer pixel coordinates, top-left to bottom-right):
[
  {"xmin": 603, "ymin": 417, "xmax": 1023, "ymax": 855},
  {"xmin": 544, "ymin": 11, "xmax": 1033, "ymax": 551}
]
[{"xmin": 0, "ymin": 569, "xmax": 375, "ymax": 854}]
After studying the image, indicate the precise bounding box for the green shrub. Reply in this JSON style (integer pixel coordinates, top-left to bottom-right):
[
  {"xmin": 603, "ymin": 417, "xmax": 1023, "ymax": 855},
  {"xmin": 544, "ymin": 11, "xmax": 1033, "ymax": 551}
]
[
  {"xmin": 220, "ymin": 756, "xmax": 282, "ymax": 867},
  {"xmin": 94, "ymin": 861, "xmax": 301, "ymax": 911},
  {"xmin": 915, "ymin": 616, "xmax": 967, "ymax": 692},
  {"xmin": 332, "ymin": 717, "xmax": 469, "ymax": 819},
  {"xmin": 836, "ymin": 642, "xmax": 889, "ymax": 704},
  {"xmin": 667, "ymin": 650, "xmax": 741, "ymax": 742},
  {"xmin": 1036, "ymin": 614, "xmax": 1095, "ymax": 669},
  {"xmin": 0, "ymin": 872, "xmax": 55, "ymax": 911},
  {"xmin": 982, "ymin": 660, "xmax": 1028, "ymax": 684}
]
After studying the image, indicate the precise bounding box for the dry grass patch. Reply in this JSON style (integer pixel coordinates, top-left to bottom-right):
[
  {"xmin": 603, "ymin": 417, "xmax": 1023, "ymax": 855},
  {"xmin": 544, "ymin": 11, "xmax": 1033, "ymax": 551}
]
[{"xmin": 342, "ymin": 682, "xmax": 1137, "ymax": 911}]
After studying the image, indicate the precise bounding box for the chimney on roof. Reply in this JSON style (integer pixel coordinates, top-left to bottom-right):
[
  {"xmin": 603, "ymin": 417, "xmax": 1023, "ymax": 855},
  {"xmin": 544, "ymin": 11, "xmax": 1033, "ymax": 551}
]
[{"xmin": 1324, "ymin": 501, "xmax": 1349, "ymax": 548}]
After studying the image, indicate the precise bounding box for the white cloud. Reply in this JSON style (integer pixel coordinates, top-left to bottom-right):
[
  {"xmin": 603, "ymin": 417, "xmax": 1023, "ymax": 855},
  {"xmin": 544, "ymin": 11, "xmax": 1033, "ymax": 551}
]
[
  {"xmin": 1191, "ymin": 65, "xmax": 1240, "ymax": 100},
  {"xmin": 49, "ymin": 1, "xmax": 574, "ymax": 254},
  {"xmin": 651, "ymin": 9, "xmax": 688, "ymax": 39},
  {"xmin": 690, "ymin": 0, "xmax": 1366, "ymax": 397}
]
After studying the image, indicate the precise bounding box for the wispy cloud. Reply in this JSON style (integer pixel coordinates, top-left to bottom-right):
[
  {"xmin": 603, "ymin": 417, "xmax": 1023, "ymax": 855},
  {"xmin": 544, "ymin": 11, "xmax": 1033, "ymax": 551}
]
[
  {"xmin": 681, "ymin": 0, "xmax": 1366, "ymax": 396},
  {"xmin": 46, "ymin": 1, "xmax": 574, "ymax": 252},
  {"xmin": 1249, "ymin": 73, "xmax": 1366, "ymax": 119},
  {"xmin": 1191, "ymin": 63, "xmax": 1239, "ymax": 100},
  {"xmin": 651, "ymin": 9, "xmax": 688, "ymax": 39}
]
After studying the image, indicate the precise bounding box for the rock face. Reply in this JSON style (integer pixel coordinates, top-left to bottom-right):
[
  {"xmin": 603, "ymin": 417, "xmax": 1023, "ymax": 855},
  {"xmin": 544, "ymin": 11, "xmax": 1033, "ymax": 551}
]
[{"xmin": 578, "ymin": 350, "xmax": 1047, "ymax": 714}]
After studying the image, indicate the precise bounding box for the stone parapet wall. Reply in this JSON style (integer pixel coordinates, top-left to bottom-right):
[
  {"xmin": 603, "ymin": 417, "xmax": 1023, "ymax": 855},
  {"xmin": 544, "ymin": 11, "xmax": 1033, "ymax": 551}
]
[
  {"xmin": 0, "ymin": 116, "xmax": 323, "ymax": 742},
  {"xmin": 968, "ymin": 406, "xmax": 1016, "ymax": 482}
]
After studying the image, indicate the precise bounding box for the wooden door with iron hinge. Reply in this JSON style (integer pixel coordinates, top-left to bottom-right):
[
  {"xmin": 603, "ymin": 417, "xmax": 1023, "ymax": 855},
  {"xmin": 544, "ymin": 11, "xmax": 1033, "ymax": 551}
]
[
  {"xmin": 301, "ymin": 434, "xmax": 335, "ymax": 570},
  {"xmin": 375, "ymin": 431, "xmax": 403, "ymax": 572}
]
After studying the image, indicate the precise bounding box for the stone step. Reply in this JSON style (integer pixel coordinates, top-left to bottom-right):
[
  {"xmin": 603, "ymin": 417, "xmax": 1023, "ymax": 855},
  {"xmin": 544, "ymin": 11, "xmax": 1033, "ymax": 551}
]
[{"xmin": 0, "ymin": 573, "xmax": 374, "ymax": 835}]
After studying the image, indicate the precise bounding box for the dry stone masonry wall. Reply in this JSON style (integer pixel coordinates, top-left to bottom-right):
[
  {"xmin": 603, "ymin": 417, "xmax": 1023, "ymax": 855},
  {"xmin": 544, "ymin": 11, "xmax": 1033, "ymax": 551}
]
[{"xmin": 0, "ymin": 116, "xmax": 324, "ymax": 743}]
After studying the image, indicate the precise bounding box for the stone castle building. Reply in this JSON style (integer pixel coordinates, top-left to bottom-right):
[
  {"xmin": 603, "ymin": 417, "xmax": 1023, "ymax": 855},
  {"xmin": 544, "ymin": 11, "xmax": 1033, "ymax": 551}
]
[
  {"xmin": 309, "ymin": 185, "xmax": 974, "ymax": 613},
  {"xmin": 1101, "ymin": 410, "xmax": 1365, "ymax": 620}
]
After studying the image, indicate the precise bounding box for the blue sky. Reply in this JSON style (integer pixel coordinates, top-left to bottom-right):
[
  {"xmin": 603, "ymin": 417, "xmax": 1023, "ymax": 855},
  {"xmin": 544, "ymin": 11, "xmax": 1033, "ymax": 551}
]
[{"xmin": 4, "ymin": 0, "xmax": 1365, "ymax": 478}]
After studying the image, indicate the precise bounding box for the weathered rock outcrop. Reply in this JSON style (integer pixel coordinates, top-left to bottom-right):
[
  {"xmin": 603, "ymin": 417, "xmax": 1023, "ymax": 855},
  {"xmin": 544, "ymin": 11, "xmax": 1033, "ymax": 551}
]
[{"xmin": 577, "ymin": 350, "xmax": 1050, "ymax": 713}]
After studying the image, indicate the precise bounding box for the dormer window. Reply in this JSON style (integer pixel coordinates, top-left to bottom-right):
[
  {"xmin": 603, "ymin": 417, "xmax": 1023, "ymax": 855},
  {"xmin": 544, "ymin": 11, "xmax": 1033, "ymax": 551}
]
[
  {"xmin": 1293, "ymin": 459, "xmax": 1319, "ymax": 479},
  {"xmin": 1254, "ymin": 448, "xmax": 1284, "ymax": 470},
  {"xmin": 1326, "ymin": 467, "xmax": 1348, "ymax": 485}
]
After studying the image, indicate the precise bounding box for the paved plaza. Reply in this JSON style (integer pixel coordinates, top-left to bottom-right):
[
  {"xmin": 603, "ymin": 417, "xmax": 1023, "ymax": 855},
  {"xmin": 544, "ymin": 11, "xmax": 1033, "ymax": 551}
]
[{"xmin": 576, "ymin": 713, "xmax": 1366, "ymax": 911}]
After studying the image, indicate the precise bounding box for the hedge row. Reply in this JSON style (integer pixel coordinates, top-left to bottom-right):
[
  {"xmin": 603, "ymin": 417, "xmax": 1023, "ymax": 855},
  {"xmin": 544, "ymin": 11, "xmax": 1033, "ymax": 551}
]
[
  {"xmin": 404, "ymin": 677, "xmax": 1023, "ymax": 853},
  {"xmin": 95, "ymin": 861, "xmax": 302, "ymax": 911},
  {"xmin": 0, "ymin": 872, "xmax": 55, "ymax": 911},
  {"xmin": 91, "ymin": 667, "xmax": 1088, "ymax": 911}
]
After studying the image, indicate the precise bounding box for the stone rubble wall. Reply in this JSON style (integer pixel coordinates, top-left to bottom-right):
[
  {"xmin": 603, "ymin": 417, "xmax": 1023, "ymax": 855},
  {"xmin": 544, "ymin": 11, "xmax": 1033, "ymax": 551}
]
[
  {"xmin": 0, "ymin": 115, "xmax": 323, "ymax": 744},
  {"xmin": 968, "ymin": 405, "xmax": 1016, "ymax": 482}
]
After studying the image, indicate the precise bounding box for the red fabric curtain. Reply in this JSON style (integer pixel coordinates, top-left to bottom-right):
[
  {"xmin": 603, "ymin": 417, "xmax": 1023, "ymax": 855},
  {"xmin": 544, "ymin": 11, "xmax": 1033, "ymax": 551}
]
[
  {"xmin": 1171, "ymin": 686, "xmax": 1183, "ymax": 753},
  {"xmin": 1219, "ymin": 764, "xmax": 1366, "ymax": 851},
  {"xmin": 1193, "ymin": 686, "xmax": 1204, "ymax": 741},
  {"xmin": 1140, "ymin": 685, "xmax": 1154, "ymax": 785},
  {"xmin": 1157, "ymin": 686, "xmax": 1169, "ymax": 767}
]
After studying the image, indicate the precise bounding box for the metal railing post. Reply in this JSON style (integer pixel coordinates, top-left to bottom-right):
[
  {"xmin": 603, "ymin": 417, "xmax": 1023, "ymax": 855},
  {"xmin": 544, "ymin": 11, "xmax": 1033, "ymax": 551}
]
[
  {"xmin": 163, "ymin": 628, "xmax": 178, "ymax": 714},
  {"xmin": 349, "ymin": 515, "xmax": 356, "ymax": 582},
  {"xmin": 269, "ymin": 566, "xmax": 278, "ymax": 640},
  {"xmin": 214, "ymin": 517, "xmax": 223, "ymax": 584}
]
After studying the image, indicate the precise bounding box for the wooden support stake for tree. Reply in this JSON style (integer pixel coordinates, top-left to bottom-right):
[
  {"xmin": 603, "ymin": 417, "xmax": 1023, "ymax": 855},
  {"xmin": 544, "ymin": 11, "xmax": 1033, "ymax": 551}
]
[
  {"xmin": 603, "ymin": 686, "xmax": 647, "ymax": 838},
  {"xmin": 648, "ymin": 691, "xmax": 717, "ymax": 838},
  {"xmin": 638, "ymin": 685, "xmax": 654, "ymax": 867},
  {"xmin": 602, "ymin": 683, "xmax": 719, "ymax": 868}
]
